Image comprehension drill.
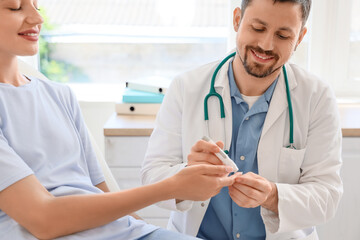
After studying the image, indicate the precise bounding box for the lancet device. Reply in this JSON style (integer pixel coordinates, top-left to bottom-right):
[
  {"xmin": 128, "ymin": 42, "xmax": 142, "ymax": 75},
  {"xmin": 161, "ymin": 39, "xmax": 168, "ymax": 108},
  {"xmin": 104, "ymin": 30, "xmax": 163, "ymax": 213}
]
[{"xmin": 202, "ymin": 136, "xmax": 239, "ymax": 172}]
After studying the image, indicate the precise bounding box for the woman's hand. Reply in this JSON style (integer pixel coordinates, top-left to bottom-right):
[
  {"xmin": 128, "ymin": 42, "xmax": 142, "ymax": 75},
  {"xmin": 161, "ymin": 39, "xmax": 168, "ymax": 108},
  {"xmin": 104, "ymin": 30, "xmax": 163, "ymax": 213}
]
[{"xmin": 168, "ymin": 164, "xmax": 236, "ymax": 201}]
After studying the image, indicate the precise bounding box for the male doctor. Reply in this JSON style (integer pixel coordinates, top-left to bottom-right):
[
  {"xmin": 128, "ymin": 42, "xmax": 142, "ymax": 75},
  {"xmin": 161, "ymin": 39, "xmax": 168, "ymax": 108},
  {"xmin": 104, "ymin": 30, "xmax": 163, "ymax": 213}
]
[{"xmin": 141, "ymin": 0, "xmax": 343, "ymax": 239}]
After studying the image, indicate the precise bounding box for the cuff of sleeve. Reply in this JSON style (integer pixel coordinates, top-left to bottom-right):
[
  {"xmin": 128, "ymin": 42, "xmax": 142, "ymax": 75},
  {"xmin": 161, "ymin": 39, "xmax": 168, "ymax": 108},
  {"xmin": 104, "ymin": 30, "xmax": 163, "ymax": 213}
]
[
  {"xmin": 0, "ymin": 169, "xmax": 34, "ymax": 192},
  {"xmin": 261, "ymin": 183, "xmax": 282, "ymax": 234},
  {"xmin": 263, "ymin": 183, "xmax": 297, "ymax": 234},
  {"xmin": 176, "ymin": 200, "xmax": 194, "ymax": 211},
  {"xmin": 156, "ymin": 198, "xmax": 194, "ymax": 212},
  {"xmin": 261, "ymin": 207, "xmax": 280, "ymax": 234},
  {"xmin": 92, "ymin": 175, "xmax": 106, "ymax": 186}
]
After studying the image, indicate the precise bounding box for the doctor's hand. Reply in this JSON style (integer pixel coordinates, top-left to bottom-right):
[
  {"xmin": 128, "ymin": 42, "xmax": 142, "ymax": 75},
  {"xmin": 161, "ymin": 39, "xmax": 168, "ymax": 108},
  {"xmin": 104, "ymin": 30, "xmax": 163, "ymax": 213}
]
[
  {"xmin": 187, "ymin": 139, "xmax": 225, "ymax": 168},
  {"xmin": 169, "ymin": 164, "xmax": 237, "ymax": 201},
  {"xmin": 228, "ymin": 172, "xmax": 279, "ymax": 214}
]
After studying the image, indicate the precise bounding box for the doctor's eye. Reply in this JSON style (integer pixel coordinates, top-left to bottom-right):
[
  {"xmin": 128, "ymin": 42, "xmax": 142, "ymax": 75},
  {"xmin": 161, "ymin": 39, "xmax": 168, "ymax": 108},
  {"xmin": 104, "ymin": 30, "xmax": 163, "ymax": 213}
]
[
  {"xmin": 277, "ymin": 34, "xmax": 290, "ymax": 40},
  {"xmin": 252, "ymin": 27, "xmax": 265, "ymax": 32}
]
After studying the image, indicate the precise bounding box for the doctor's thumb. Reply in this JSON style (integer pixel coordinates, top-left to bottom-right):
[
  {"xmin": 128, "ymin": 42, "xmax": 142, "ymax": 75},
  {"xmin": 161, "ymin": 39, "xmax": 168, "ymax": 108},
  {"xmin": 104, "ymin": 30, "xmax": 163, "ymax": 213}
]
[{"xmin": 217, "ymin": 174, "xmax": 237, "ymax": 188}]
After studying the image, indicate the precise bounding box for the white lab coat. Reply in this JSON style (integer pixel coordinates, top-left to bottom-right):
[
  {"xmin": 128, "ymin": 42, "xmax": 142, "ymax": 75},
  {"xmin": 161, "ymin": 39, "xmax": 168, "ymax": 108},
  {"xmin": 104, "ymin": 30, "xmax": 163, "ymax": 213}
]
[{"xmin": 141, "ymin": 56, "xmax": 343, "ymax": 239}]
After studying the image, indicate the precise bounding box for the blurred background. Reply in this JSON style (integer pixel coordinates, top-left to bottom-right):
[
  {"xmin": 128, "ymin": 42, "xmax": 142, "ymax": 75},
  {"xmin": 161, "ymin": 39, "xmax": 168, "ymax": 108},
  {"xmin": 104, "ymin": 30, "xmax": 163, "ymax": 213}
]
[{"xmin": 18, "ymin": 1, "xmax": 359, "ymax": 238}]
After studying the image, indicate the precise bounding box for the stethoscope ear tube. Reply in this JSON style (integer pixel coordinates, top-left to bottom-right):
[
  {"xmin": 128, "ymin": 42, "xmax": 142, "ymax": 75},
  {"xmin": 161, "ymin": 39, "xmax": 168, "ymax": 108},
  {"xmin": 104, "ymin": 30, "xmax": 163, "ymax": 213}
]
[{"xmin": 204, "ymin": 52, "xmax": 236, "ymax": 120}]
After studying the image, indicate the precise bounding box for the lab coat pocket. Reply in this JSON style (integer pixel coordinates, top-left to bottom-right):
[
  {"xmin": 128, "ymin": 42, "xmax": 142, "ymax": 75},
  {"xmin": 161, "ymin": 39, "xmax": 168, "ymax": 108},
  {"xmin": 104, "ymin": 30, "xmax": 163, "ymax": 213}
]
[{"xmin": 278, "ymin": 147, "xmax": 306, "ymax": 184}]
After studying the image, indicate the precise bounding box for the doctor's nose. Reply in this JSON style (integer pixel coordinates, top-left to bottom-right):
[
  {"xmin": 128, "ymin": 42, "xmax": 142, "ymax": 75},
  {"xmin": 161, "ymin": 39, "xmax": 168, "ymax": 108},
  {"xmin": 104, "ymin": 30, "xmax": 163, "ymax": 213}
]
[{"xmin": 258, "ymin": 33, "xmax": 274, "ymax": 52}]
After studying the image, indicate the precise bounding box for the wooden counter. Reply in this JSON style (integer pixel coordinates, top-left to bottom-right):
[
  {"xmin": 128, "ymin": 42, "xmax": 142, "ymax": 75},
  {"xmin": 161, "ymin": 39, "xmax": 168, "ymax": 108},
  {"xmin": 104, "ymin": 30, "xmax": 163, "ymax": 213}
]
[
  {"xmin": 104, "ymin": 114, "xmax": 156, "ymax": 136},
  {"xmin": 338, "ymin": 104, "xmax": 360, "ymax": 137},
  {"xmin": 104, "ymin": 104, "xmax": 360, "ymax": 137}
]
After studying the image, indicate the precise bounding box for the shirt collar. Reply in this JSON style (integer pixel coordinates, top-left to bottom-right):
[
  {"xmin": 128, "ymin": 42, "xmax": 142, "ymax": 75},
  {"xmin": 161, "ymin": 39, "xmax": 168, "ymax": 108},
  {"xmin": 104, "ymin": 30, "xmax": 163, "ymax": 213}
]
[
  {"xmin": 228, "ymin": 60, "xmax": 244, "ymax": 104},
  {"xmin": 228, "ymin": 60, "xmax": 279, "ymax": 105}
]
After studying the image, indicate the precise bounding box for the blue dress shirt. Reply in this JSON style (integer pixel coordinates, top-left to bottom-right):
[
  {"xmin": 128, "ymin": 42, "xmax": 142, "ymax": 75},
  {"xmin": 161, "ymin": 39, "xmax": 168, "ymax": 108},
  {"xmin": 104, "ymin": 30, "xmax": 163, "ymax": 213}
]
[{"xmin": 197, "ymin": 61, "xmax": 278, "ymax": 240}]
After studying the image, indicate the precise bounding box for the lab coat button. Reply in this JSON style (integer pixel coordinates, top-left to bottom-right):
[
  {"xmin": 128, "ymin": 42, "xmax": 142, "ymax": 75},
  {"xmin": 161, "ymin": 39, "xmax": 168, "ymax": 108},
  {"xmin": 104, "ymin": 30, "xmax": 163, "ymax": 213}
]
[
  {"xmin": 245, "ymin": 117, "xmax": 249, "ymax": 120},
  {"xmin": 236, "ymin": 233, "xmax": 240, "ymax": 238},
  {"xmin": 240, "ymin": 156, "xmax": 245, "ymax": 161},
  {"xmin": 201, "ymin": 203, "xmax": 205, "ymax": 207}
]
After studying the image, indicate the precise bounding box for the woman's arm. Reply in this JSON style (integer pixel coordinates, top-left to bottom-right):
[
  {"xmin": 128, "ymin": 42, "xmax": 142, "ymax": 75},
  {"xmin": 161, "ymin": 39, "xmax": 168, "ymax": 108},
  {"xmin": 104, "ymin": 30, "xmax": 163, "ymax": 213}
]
[
  {"xmin": 0, "ymin": 164, "xmax": 235, "ymax": 240},
  {"xmin": 95, "ymin": 181, "xmax": 142, "ymax": 220}
]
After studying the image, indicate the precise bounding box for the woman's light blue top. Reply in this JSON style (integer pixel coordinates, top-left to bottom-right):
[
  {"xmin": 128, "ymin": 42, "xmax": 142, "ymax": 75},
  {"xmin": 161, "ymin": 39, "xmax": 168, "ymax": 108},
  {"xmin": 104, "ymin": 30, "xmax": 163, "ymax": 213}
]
[{"xmin": 0, "ymin": 77, "xmax": 158, "ymax": 239}]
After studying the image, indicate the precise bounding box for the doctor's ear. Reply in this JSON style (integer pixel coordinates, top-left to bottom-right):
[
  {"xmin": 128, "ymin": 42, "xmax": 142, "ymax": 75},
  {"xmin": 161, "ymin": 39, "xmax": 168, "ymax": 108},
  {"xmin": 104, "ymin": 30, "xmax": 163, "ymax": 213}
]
[
  {"xmin": 295, "ymin": 27, "xmax": 308, "ymax": 51},
  {"xmin": 233, "ymin": 7, "xmax": 242, "ymax": 32}
]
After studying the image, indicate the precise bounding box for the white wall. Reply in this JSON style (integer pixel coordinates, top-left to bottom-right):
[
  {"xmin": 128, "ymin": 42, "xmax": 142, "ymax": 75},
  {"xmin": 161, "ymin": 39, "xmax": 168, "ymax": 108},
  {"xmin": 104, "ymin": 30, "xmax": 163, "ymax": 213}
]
[
  {"xmin": 18, "ymin": 55, "xmax": 39, "ymax": 70},
  {"xmin": 317, "ymin": 137, "xmax": 360, "ymax": 239}
]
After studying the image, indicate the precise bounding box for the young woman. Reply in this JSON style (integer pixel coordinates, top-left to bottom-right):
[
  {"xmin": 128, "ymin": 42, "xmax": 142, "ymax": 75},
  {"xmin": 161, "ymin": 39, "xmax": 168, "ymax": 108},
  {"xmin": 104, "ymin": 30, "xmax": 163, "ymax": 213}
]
[{"xmin": 0, "ymin": 1, "xmax": 236, "ymax": 239}]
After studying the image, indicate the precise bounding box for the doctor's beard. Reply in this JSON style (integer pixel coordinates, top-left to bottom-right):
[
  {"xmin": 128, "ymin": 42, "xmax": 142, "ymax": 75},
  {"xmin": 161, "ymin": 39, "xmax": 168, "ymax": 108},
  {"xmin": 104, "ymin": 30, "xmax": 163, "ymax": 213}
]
[{"xmin": 236, "ymin": 46, "xmax": 281, "ymax": 78}]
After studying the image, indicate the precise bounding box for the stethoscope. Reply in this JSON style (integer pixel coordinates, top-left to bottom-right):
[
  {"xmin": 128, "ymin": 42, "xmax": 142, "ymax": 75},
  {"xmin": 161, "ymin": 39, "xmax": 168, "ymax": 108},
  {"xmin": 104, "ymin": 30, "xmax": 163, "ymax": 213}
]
[{"xmin": 204, "ymin": 52, "xmax": 295, "ymax": 152}]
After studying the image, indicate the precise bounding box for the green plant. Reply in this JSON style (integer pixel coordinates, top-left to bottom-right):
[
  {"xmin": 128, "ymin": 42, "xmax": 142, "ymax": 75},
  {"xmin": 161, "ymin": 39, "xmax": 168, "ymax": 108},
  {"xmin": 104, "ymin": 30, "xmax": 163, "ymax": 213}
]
[{"xmin": 39, "ymin": 9, "xmax": 89, "ymax": 83}]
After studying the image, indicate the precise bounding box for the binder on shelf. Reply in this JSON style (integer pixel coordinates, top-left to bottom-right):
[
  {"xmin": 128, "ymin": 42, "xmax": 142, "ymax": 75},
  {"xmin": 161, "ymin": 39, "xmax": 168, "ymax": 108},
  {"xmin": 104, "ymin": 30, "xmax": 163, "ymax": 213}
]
[
  {"xmin": 115, "ymin": 101, "xmax": 161, "ymax": 115},
  {"xmin": 122, "ymin": 88, "xmax": 164, "ymax": 103},
  {"xmin": 126, "ymin": 76, "xmax": 171, "ymax": 94}
]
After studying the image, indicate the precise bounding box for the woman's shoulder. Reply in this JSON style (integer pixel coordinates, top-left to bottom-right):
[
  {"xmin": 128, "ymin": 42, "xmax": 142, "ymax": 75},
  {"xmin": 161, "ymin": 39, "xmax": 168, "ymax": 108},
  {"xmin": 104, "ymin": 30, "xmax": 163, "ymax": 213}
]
[
  {"xmin": 30, "ymin": 76, "xmax": 72, "ymax": 93},
  {"xmin": 28, "ymin": 77, "xmax": 77, "ymax": 106}
]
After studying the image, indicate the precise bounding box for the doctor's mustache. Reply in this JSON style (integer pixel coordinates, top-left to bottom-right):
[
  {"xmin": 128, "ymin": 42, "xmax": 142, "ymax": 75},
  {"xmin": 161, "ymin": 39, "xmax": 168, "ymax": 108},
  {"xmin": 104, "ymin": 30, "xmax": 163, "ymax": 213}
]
[{"xmin": 246, "ymin": 45, "xmax": 279, "ymax": 60}]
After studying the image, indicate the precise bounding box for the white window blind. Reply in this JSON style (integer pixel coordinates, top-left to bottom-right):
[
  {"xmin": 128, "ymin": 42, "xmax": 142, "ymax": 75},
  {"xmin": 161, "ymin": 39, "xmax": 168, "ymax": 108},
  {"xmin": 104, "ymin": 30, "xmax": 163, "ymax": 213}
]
[
  {"xmin": 38, "ymin": 0, "xmax": 230, "ymax": 85},
  {"xmin": 230, "ymin": 0, "xmax": 360, "ymax": 98}
]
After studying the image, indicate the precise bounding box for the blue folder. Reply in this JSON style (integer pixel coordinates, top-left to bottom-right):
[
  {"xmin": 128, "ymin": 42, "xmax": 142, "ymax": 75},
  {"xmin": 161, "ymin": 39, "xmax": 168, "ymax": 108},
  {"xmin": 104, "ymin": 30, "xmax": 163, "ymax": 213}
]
[{"xmin": 122, "ymin": 88, "xmax": 164, "ymax": 103}]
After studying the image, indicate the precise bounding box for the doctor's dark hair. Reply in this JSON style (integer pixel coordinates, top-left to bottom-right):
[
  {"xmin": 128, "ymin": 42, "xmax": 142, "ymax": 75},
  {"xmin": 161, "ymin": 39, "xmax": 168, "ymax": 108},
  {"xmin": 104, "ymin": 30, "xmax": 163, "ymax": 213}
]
[{"xmin": 241, "ymin": 0, "xmax": 311, "ymax": 26}]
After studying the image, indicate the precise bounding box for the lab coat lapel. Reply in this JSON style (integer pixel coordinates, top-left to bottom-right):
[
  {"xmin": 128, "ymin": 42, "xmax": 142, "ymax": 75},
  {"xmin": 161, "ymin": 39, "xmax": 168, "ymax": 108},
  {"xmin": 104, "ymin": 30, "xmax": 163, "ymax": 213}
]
[
  {"xmin": 258, "ymin": 64, "xmax": 297, "ymax": 181},
  {"xmin": 261, "ymin": 63, "xmax": 297, "ymax": 138}
]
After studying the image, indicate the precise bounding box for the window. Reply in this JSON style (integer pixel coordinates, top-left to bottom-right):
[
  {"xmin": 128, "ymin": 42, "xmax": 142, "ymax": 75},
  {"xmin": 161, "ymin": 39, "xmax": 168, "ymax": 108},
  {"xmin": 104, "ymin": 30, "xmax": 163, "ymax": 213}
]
[
  {"xmin": 38, "ymin": 0, "xmax": 359, "ymax": 99},
  {"xmin": 349, "ymin": 0, "xmax": 360, "ymax": 83},
  {"xmin": 308, "ymin": 0, "xmax": 360, "ymax": 98},
  {"xmin": 38, "ymin": 0, "xmax": 229, "ymax": 85}
]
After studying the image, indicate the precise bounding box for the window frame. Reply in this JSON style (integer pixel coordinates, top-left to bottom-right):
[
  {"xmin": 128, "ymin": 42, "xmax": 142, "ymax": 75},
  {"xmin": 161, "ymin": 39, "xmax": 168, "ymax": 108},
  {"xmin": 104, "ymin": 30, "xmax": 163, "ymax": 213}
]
[
  {"xmin": 309, "ymin": 0, "xmax": 359, "ymax": 98},
  {"xmin": 229, "ymin": 0, "xmax": 360, "ymax": 99},
  {"xmin": 27, "ymin": 0, "xmax": 360, "ymax": 100}
]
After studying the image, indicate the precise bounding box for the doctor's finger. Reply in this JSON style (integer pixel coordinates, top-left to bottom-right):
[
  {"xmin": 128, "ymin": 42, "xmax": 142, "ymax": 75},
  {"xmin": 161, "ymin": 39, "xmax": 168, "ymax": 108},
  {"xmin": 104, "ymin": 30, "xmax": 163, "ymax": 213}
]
[
  {"xmin": 237, "ymin": 171, "xmax": 263, "ymax": 180},
  {"xmin": 235, "ymin": 176, "xmax": 272, "ymax": 194},
  {"xmin": 188, "ymin": 152, "xmax": 223, "ymax": 165},
  {"xmin": 215, "ymin": 141, "xmax": 224, "ymax": 150},
  {"xmin": 232, "ymin": 183, "xmax": 265, "ymax": 202},
  {"xmin": 191, "ymin": 139, "xmax": 221, "ymax": 153},
  {"xmin": 229, "ymin": 186, "xmax": 259, "ymax": 208}
]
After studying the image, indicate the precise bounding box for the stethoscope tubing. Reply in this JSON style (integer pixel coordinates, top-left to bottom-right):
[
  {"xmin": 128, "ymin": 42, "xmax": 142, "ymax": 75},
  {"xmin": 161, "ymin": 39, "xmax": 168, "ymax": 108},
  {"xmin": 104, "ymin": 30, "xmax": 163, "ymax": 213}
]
[
  {"xmin": 282, "ymin": 65, "xmax": 295, "ymax": 148},
  {"xmin": 204, "ymin": 52, "xmax": 236, "ymax": 121},
  {"xmin": 204, "ymin": 52, "xmax": 295, "ymax": 150}
]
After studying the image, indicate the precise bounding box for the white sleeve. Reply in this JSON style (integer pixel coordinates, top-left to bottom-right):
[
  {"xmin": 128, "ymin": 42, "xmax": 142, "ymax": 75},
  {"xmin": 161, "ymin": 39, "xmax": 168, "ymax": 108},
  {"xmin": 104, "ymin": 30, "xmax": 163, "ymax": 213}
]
[{"xmin": 141, "ymin": 77, "xmax": 193, "ymax": 212}]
